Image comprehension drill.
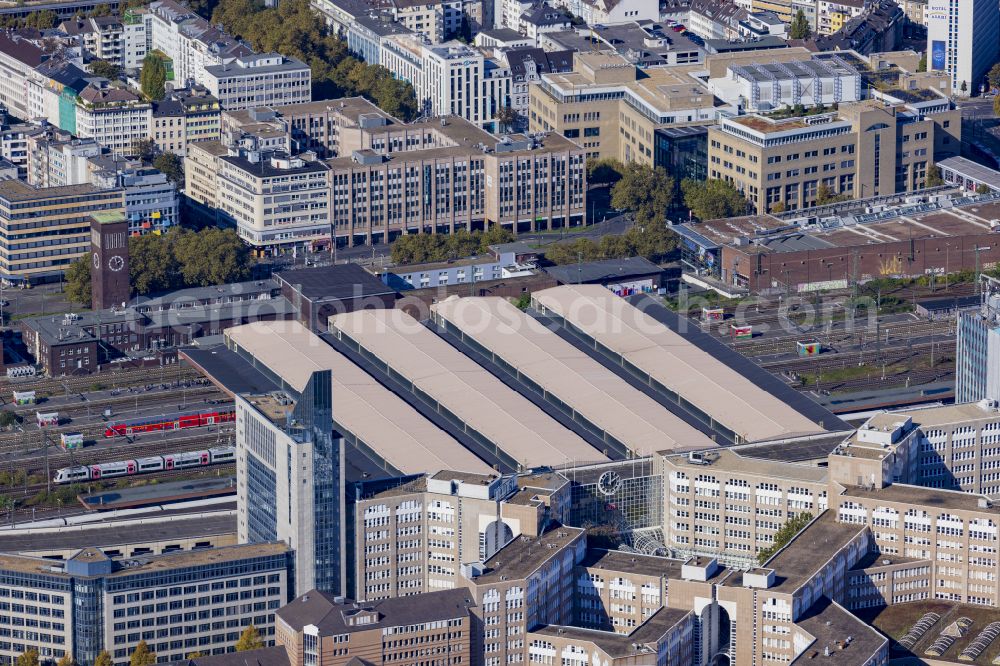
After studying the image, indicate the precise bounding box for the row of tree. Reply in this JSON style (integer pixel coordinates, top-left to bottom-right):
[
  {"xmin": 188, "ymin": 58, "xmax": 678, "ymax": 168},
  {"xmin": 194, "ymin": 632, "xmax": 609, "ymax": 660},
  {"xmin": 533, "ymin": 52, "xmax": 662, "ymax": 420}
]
[
  {"xmin": 15, "ymin": 626, "xmax": 266, "ymax": 666},
  {"xmin": 390, "ymin": 226, "xmax": 515, "ymax": 264},
  {"xmin": 65, "ymin": 227, "xmax": 253, "ymax": 305},
  {"xmin": 209, "ymin": 0, "xmax": 419, "ymax": 120}
]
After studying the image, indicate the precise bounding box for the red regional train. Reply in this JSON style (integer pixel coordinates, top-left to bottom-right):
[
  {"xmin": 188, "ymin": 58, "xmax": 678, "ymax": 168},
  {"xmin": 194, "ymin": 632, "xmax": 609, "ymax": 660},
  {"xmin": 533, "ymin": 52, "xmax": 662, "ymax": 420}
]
[{"xmin": 103, "ymin": 408, "xmax": 236, "ymax": 437}]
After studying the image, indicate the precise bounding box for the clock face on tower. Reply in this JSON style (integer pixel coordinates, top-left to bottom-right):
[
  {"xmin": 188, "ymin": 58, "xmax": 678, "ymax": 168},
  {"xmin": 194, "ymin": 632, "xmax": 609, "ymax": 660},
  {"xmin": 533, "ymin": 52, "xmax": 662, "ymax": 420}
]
[
  {"xmin": 93, "ymin": 252, "xmax": 100, "ymax": 270},
  {"xmin": 108, "ymin": 255, "xmax": 125, "ymax": 272}
]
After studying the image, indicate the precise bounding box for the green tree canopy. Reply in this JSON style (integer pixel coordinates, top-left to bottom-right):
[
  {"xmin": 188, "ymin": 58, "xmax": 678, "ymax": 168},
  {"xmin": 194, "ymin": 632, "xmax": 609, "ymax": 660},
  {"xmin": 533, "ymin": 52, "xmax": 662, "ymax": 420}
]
[
  {"xmin": 0, "ymin": 410, "xmax": 22, "ymax": 429},
  {"xmin": 235, "ymin": 625, "xmax": 265, "ymax": 652},
  {"xmin": 610, "ymin": 163, "xmax": 674, "ymax": 227},
  {"xmin": 542, "ymin": 225, "xmax": 677, "ymax": 265},
  {"xmin": 390, "ymin": 227, "xmax": 515, "ymax": 265},
  {"xmin": 15, "ymin": 649, "xmax": 38, "ymax": 666},
  {"xmin": 789, "ymin": 9, "xmax": 811, "ymax": 39},
  {"xmin": 757, "ymin": 513, "xmax": 813, "ymax": 565},
  {"xmin": 994, "ymin": 94, "xmax": 1000, "ymax": 119},
  {"xmin": 140, "ymin": 53, "xmax": 167, "ymax": 101},
  {"xmin": 128, "ymin": 227, "xmax": 253, "ymax": 295},
  {"xmin": 130, "ymin": 641, "xmax": 156, "ymax": 666},
  {"xmin": 64, "ymin": 254, "xmax": 92, "ymax": 306},
  {"xmin": 586, "ymin": 158, "xmax": 623, "ymax": 185},
  {"xmin": 94, "ymin": 651, "xmax": 113, "ymax": 666},
  {"xmin": 917, "ymin": 52, "xmax": 926, "ymax": 73},
  {"xmin": 209, "ymin": 0, "xmax": 418, "ymax": 119},
  {"xmin": 682, "ymin": 178, "xmax": 751, "ymax": 220},
  {"xmin": 152, "ymin": 151, "xmax": 184, "ymax": 184},
  {"xmin": 926, "ymin": 164, "xmax": 945, "ymax": 188},
  {"xmin": 132, "ymin": 138, "xmax": 157, "ymax": 163},
  {"xmin": 89, "ymin": 59, "xmax": 121, "ymax": 79},
  {"xmin": 977, "ymin": 184, "xmax": 992, "ymax": 195},
  {"xmin": 990, "ymin": 63, "xmax": 1000, "ymax": 91},
  {"xmin": 815, "ymin": 183, "xmax": 850, "ymax": 206}
]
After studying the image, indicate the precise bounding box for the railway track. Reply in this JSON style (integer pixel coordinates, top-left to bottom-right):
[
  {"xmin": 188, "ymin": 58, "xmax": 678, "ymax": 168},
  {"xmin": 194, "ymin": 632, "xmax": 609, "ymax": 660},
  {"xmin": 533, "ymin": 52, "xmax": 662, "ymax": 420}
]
[{"xmin": 0, "ymin": 365, "xmax": 201, "ymax": 396}]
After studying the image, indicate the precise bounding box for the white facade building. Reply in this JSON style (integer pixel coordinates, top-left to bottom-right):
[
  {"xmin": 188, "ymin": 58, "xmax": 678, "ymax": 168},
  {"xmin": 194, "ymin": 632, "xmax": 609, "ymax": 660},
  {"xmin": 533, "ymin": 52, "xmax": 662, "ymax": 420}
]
[
  {"xmin": 381, "ymin": 36, "xmax": 487, "ymax": 122},
  {"xmin": 927, "ymin": 0, "xmax": 999, "ymax": 95},
  {"xmin": 202, "ymin": 53, "xmax": 311, "ymax": 111}
]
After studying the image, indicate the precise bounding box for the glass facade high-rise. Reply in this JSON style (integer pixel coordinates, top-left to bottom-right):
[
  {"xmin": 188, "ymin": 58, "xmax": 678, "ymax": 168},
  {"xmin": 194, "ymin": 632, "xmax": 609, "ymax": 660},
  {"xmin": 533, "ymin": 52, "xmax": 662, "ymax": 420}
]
[
  {"xmin": 235, "ymin": 366, "xmax": 345, "ymax": 597},
  {"xmin": 956, "ymin": 276, "xmax": 1000, "ymax": 404}
]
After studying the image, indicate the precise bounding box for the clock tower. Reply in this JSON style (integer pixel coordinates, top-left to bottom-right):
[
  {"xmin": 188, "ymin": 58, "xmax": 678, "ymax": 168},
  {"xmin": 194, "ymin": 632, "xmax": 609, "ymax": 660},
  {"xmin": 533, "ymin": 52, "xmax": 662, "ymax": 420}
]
[{"xmin": 90, "ymin": 211, "xmax": 129, "ymax": 310}]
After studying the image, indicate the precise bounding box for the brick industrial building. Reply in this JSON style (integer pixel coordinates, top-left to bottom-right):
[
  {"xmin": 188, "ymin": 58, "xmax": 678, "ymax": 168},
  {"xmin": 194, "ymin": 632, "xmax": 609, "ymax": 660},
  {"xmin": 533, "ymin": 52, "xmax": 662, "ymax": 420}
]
[{"xmin": 675, "ymin": 194, "xmax": 1000, "ymax": 293}]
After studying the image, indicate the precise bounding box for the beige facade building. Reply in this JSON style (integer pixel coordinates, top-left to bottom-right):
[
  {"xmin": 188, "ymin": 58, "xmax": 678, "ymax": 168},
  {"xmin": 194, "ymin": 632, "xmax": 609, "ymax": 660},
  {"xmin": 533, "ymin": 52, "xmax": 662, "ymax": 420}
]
[
  {"xmin": 707, "ymin": 91, "xmax": 960, "ymax": 214},
  {"xmin": 353, "ymin": 470, "xmax": 569, "ymax": 601},
  {"xmin": 529, "ymin": 52, "xmax": 719, "ymax": 163},
  {"xmin": 273, "ymin": 588, "xmax": 475, "ymax": 666}
]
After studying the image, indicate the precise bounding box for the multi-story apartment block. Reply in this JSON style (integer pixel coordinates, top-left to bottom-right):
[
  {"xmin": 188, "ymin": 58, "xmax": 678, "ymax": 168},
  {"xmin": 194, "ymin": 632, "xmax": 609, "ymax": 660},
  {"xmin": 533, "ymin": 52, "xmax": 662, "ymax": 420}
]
[
  {"xmin": 0, "ymin": 180, "xmax": 123, "ymax": 283},
  {"xmin": 233, "ymin": 361, "xmax": 344, "ymax": 596},
  {"xmin": 59, "ymin": 16, "xmax": 126, "ymax": 67},
  {"xmin": 548, "ymin": 0, "xmax": 657, "ymax": 25},
  {"xmin": 184, "ymin": 140, "xmax": 229, "ymax": 222},
  {"xmin": 927, "ymin": 0, "xmax": 999, "ymax": 94},
  {"xmin": 148, "ymin": 0, "xmax": 252, "ymax": 90},
  {"xmin": 0, "ymin": 543, "xmax": 293, "ymax": 666},
  {"xmin": 151, "ymin": 86, "xmax": 222, "ymax": 156},
  {"xmin": 202, "ymin": 53, "xmax": 311, "ymax": 112},
  {"xmin": 74, "ymin": 84, "xmax": 153, "ymax": 157},
  {"xmin": 0, "ymin": 31, "xmax": 46, "ymax": 120},
  {"xmin": 123, "ymin": 7, "xmax": 152, "ymax": 69},
  {"xmin": 316, "ymin": 0, "xmax": 483, "ymax": 45},
  {"xmin": 706, "ymin": 91, "xmax": 960, "ymax": 214},
  {"xmin": 346, "ymin": 15, "xmax": 413, "ymax": 68},
  {"xmin": 817, "ymin": 0, "xmax": 865, "ymax": 35},
  {"xmin": 217, "ymin": 148, "xmax": 331, "ymax": 254},
  {"xmin": 353, "ymin": 470, "xmax": 569, "ymax": 601},
  {"xmin": 530, "ymin": 52, "xmax": 719, "ymax": 163},
  {"xmin": 25, "ymin": 132, "xmax": 100, "ymax": 188}
]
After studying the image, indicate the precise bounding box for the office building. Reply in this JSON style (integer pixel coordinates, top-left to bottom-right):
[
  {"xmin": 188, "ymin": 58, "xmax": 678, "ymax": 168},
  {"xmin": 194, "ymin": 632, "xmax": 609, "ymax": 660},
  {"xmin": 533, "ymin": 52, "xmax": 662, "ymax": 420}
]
[
  {"xmin": 25, "ymin": 132, "xmax": 100, "ymax": 188},
  {"xmin": 0, "ymin": 31, "xmax": 46, "ymax": 120},
  {"xmin": 217, "ymin": 147, "xmax": 331, "ymax": 255},
  {"xmin": 229, "ymin": 335, "xmax": 345, "ymax": 595},
  {"xmin": 354, "ymin": 470, "xmax": 569, "ymax": 600},
  {"xmin": 88, "ymin": 157, "xmax": 180, "ymax": 235},
  {"xmin": 708, "ymin": 54, "xmax": 862, "ymax": 113},
  {"xmin": 955, "ymin": 276, "xmax": 1000, "ymax": 404},
  {"xmin": 927, "ymin": 0, "xmax": 998, "ymax": 95},
  {"xmin": 202, "ymin": 53, "xmax": 311, "ymax": 111},
  {"xmin": 706, "ymin": 89, "xmax": 960, "ymax": 214},
  {"xmin": 0, "ymin": 543, "xmax": 292, "ymax": 666},
  {"xmin": 530, "ymin": 52, "xmax": 718, "ymax": 163},
  {"xmin": 0, "ymin": 181, "xmax": 123, "ymax": 284}
]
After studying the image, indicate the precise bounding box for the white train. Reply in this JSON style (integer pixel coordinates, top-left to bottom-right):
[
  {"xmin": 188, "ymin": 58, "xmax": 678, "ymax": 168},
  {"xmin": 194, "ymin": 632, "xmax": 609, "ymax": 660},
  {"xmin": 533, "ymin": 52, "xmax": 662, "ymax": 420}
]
[{"xmin": 53, "ymin": 447, "xmax": 236, "ymax": 484}]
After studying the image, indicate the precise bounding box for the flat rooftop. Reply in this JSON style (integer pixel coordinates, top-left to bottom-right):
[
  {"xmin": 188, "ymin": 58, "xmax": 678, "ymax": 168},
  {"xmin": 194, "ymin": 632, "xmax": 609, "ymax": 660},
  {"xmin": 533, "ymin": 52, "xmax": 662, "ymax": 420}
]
[
  {"xmin": 432, "ymin": 296, "xmax": 718, "ymax": 456},
  {"xmin": 794, "ymin": 597, "xmax": 887, "ymax": 666},
  {"xmin": 532, "ymin": 285, "xmax": 830, "ymax": 443},
  {"xmin": 532, "ymin": 607, "xmax": 692, "ymax": 657},
  {"xmin": 889, "ymin": 401, "xmax": 1000, "ymax": 430},
  {"xmin": 225, "ymin": 320, "xmax": 494, "ymax": 476},
  {"xmin": 843, "ymin": 483, "xmax": 1000, "ymax": 514},
  {"xmin": 328, "ymin": 309, "xmax": 609, "ymax": 469},
  {"xmin": 762, "ymin": 512, "xmax": 866, "ymax": 592},
  {"xmin": 0, "ymin": 512, "xmax": 236, "ymax": 555},
  {"xmin": 578, "ymin": 548, "xmax": 686, "ymax": 579},
  {"xmin": 661, "ymin": 448, "xmax": 828, "ymax": 483},
  {"xmin": 274, "ymin": 264, "xmax": 395, "ymax": 302},
  {"xmin": 476, "ymin": 526, "xmax": 584, "ymax": 583}
]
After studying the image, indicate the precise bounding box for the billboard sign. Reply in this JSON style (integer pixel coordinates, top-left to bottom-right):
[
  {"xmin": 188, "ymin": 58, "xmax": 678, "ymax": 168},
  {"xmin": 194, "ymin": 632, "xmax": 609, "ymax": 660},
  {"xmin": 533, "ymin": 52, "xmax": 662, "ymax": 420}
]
[
  {"xmin": 730, "ymin": 324, "xmax": 752, "ymax": 339},
  {"xmin": 931, "ymin": 40, "xmax": 946, "ymax": 71}
]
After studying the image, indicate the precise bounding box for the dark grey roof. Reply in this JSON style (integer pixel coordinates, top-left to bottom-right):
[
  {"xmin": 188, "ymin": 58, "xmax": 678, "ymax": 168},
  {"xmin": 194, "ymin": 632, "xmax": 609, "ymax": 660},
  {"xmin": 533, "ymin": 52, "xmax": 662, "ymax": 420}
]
[
  {"xmin": 758, "ymin": 234, "xmax": 836, "ymax": 253},
  {"xmin": 36, "ymin": 58, "xmax": 93, "ymax": 92},
  {"xmin": 520, "ymin": 3, "xmax": 572, "ymax": 26},
  {"xmin": 505, "ymin": 47, "xmax": 573, "ymax": 77},
  {"xmin": 0, "ymin": 30, "xmax": 45, "ymax": 67},
  {"xmin": 0, "ymin": 512, "xmax": 235, "ymax": 554},
  {"xmin": 543, "ymin": 257, "xmax": 663, "ymax": 285},
  {"xmin": 133, "ymin": 279, "xmax": 279, "ymax": 309},
  {"xmin": 276, "ymin": 588, "xmax": 476, "ymax": 634},
  {"xmin": 153, "ymin": 98, "xmax": 185, "ymax": 117},
  {"xmin": 219, "ymin": 153, "xmax": 327, "ymax": 178},
  {"xmin": 275, "ymin": 264, "xmax": 395, "ymax": 302},
  {"xmin": 792, "ymin": 596, "xmax": 887, "ymax": 665},
  {"xmin": 354, "ymin": 14, "xmax": 412, "ymax": 36},
  {"xmin": 704, "ymin": 36, "xmax": 787, "ymax": 54},
  {"xmin": 172, "ymin": 646, "xmax": 289, "ymax": 666},
  {"xmin": 734, "ymin": 433, "xmax": 844, "ymax": 462}
]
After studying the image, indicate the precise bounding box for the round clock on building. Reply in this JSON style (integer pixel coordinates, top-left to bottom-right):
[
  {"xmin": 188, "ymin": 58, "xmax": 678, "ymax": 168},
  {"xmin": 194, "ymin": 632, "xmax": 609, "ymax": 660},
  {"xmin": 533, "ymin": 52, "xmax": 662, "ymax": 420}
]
[
  {"xmin": 93, "ymin": 252, "xmax": 101, "ymax": 270},
  {"xmin": 108, "ymin": 255, "xmax": 125, "ymax": 272}
]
